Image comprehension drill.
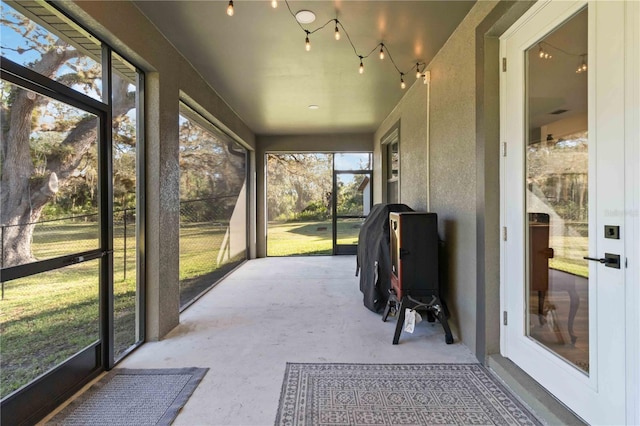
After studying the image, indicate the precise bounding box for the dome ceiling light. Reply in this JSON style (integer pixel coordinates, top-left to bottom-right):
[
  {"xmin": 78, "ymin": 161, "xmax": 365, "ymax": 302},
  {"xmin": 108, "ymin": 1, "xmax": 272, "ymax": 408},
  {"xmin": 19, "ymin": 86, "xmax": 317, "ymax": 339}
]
[{"xmin": 295, "ymin": 10, "xmax": 316, "ymax": 24}]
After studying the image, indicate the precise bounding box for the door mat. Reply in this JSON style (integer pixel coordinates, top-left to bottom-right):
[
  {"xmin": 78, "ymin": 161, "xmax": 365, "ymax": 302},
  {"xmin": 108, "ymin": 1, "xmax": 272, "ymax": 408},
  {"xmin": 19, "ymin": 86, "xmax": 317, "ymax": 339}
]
[
  {"xmin": 47, "ymin": 368, "xmax": 208, "ymax": 426},
  {"xmin": 275, "ymin": 363, "xmax": 542, "ymax": 425}
]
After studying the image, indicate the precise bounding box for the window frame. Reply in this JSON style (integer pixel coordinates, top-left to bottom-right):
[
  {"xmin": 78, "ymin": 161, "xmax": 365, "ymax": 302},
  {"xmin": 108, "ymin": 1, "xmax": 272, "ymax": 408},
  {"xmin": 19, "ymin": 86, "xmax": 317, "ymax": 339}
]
[
  {"xmin": 381, "ymin": 122, "xmax": 401, "ymax": 204},
  {"xmin": 0, "ymin": 2, "xmax": 146, "ymax": 423}
]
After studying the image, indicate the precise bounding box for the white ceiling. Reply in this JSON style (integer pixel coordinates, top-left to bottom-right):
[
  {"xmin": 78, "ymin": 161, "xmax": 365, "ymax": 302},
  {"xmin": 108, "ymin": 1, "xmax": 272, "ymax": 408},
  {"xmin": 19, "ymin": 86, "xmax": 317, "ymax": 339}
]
[{"xmin": 134, "ymin": 0, "xmax": 475, "ymax": 135}]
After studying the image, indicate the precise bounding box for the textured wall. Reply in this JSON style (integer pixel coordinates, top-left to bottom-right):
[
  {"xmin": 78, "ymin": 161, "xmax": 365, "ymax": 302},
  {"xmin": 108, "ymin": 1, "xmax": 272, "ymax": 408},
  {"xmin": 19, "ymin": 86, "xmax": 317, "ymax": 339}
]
[
  {"xmin": 62, "ymin": 1, "xmax": 256, "ymax": 340},
  {"xmin": 373, "ymin": 82, "xmax": 428, "ymax": 210},
  {"xmin": 427, "ymin": 0, "xmax": 499, "ymax": 354},
  {"xmin": 373, "ymin": 1, "xmax": 502, "ymax": 353},
  {"xmin": 255, "ymin": 134, "xmax": 373, "ymax": 257}
]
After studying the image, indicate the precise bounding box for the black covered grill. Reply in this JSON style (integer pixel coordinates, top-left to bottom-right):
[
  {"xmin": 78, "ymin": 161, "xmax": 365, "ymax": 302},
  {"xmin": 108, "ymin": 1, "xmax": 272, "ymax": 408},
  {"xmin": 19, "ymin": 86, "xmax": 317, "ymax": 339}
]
[{"xmin": 356, "ymin": 203, "xmax": 413, "ymax": 313}]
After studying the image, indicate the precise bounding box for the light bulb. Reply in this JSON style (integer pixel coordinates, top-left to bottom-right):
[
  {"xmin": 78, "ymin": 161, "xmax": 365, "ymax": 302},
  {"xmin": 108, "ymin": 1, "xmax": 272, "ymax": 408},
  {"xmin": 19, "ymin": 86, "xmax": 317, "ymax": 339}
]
[
  {"xmin": 416, "ymin": 63, "xmax": 421, "ymax": 79},
  {"xmin": 271, "ymin": 0, "xmax": 277, "ymax": 8},
  {"xmin": 379, "ymin": 45, "xmax": 385, "ymax": 60},
  {"xmin": 334, "ymin": 26, "xmax": 340, "ymax": 41},
  {"xmin": 582, "ymin": 63, "xmax": 587, "ymax": 71},
  {"xmin": 400, "ymin": 75, "xmax": 406, "ymax": 89},
  {"xmin": 359, "ymin": 60, "xmax": 364, "ymax": 74},
  {"xmin": 539, "ymin": 48, "xmax": 544, "ymax": 58},
  {"xmin": 305, "ymin": 36, "xmax": 311, "ymax": 51},
  {"xmin": 227, "ymin": 0, "xmax": 234, "ymax": 16}
]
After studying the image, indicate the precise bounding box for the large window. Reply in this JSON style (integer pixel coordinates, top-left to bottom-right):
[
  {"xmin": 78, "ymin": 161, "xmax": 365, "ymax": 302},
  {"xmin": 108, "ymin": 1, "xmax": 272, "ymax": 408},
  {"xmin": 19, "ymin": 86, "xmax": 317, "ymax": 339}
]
[
  {"xmin": 178, "ymin": 104, "xmax": 247, "ymax": 308},
  {"xmin": 1, "ymin": 1, "xmax": 144, "ymax": 423},
  {"xmin": 266, "ymin": 152, "xmax": 372, "ymax": 256}
]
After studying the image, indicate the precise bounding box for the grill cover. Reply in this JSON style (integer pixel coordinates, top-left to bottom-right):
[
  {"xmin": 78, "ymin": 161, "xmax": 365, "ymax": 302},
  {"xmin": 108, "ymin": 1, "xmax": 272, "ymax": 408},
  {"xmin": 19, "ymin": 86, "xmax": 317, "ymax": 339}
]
[{"xmin": 356, "ymin": 203, "xmax": 413, "ymax": 313}]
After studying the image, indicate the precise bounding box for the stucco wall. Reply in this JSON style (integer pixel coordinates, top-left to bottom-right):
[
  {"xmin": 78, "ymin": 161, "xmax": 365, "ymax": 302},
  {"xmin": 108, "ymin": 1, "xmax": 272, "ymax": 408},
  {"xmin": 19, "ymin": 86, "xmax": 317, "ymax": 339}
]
[
  {"xmin": 374, "ymin": 1, "xmax": 501, "ymax": 353},
  {"xmin": 255, "ymin": 134, "xmax": 373, "ymax": 257},
  {"xmin": 428, "ymin": 0, "xmax": 501, "ymax": 356},
  {"xmin": 373, "ymin": 82, "xmax": 429, "ymax": 210},
  {"xmin": 61, "ymin": 1, "xmax": 256, "ymax": 340}
]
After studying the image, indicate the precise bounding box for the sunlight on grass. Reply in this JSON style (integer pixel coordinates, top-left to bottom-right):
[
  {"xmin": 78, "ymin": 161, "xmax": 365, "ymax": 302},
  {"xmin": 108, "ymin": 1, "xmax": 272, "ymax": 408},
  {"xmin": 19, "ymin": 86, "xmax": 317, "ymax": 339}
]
[
  {"xmin": 267, "ymin": 220, "xmax": 361, "ymax": 256},
  {"xmin": 1, "ymin": 222, "xmax": 138, "ymax": 397},
  {"xmin": 1, "ymin": 219, "xmax": 241, "ymax": 397},
  {"xmin": 267, "ymin": 221, "xmax": 333, "ymax": 256},
  {"xmin": 179, "ymin": 223, "xmax": 227, "ymax": 281},
  {"xmin": 0, "ymin": 261, "xmax": 100, "ymax": 397},
  {"xmin": 178, "ymin": 222, "xmax": 247, "ymax": 306}
]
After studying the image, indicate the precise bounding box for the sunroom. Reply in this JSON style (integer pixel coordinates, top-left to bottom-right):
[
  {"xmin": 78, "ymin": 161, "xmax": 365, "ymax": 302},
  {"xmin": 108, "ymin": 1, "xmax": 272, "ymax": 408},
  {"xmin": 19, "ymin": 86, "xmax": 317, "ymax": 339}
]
[{"xmin": 0, "ymin": 0, "xmax": 638, "ymax": 424}]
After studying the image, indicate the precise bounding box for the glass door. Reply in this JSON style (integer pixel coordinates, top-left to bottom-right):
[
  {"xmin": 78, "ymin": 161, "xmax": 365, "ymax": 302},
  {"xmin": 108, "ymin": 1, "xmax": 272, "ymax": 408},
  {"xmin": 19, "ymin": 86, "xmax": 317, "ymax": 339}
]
[
  {"xmin": 333, "ymin": 153, "xmax": 372, "ymax": 255},
  {"xmin": 501, "ymin": 1, "xmax": 628, "ymax": 423},
  {"xmin": 523, "ymin": 6, "xmax": 590, "ymax": 374},
  {"xmin": 333, "ymin": 172, "xmax": 372, "ymax": 254},
  {"xmin": 0, "ymin": 78, "xmax": 109, "ymax": 424},
  {"xmin": 1, "ymin": 4, "xmax": 144, "ymax": 423}
]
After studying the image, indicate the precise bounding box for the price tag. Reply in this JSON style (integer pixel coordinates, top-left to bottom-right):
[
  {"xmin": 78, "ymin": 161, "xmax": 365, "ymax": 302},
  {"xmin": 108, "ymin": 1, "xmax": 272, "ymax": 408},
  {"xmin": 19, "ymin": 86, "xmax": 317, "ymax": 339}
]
[{"xmin": 403, "ymin": 309, "xmax": 422, "ymax": 333}]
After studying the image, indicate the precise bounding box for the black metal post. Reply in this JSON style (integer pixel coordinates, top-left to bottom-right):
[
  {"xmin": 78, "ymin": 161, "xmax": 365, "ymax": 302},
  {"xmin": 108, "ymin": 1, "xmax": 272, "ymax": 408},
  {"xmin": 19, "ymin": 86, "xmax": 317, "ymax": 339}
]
[
  {"xmin": 123, "ymin": 209, "xmax": 127, "ymax": 281},
  {"xmin": 1, "ymin": 224, "xmax": 4, "ymax": 300}
]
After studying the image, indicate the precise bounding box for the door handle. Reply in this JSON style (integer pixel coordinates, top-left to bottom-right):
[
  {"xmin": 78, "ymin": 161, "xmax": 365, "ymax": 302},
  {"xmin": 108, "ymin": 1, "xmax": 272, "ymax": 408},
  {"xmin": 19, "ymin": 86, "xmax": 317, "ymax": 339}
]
[
  {"xmin": 583, "ymin": 256, "xmax": 608, "ymax": 264},
  {"xmin": 583, "ymin": 253, "xmax": 621, "ymax": 269}
]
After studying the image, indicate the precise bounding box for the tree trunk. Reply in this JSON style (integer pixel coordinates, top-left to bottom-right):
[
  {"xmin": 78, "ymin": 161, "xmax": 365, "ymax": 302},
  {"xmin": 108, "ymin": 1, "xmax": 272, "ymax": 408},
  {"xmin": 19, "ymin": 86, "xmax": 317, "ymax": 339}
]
[
  {"xmin": 1, "ymin": 89, "xmax": 43, "ymax": 266},
  {"xmin": 1, "ymin": 43, "xmax": 135, "ymax": 267}
]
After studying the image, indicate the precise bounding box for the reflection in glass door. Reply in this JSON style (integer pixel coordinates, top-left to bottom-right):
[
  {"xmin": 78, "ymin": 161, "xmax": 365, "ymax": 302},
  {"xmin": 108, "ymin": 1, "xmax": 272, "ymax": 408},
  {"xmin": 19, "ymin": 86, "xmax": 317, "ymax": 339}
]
[{"xmin": 525, "ymin": 8, "xmax": 589, "ymax": 372}]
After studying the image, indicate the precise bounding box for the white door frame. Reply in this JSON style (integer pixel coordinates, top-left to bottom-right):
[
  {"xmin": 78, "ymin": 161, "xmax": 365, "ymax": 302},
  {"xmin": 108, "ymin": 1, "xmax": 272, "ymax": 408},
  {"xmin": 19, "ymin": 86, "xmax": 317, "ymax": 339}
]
[
  {"xmin": 499, "ymin": 1, "xmax": 640, "ymax": 424},
  {"xmin": 624, "ymin": 1, "xmax": 640, "ymax": 423}
]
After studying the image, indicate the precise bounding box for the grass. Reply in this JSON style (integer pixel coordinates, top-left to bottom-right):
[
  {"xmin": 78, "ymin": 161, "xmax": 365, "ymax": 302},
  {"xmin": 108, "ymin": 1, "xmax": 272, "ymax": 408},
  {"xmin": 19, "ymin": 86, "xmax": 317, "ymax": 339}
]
[
  {"xmin": 179, "ymin": 222, "xmax": 228, "ymax": 281},
  {"xmin": 267, "ymin": 219, "xmax": 362, "ymax": 256},
  {"xmin": 179, "ymin": 222, "xmax": 246, "ymax": 306},
  {"xmin": 549, "ymin": 235, "xmax": 589, "ymax": 278},
  {"xmin": 0, "ymin": 220, "xmax": 236, "ymax": 398},
  {"xmin": 0, "ymin": 220, "xmax": 140, "ymax": 398},
  {"xmin": 1, "ymin": 264, "xmax": 101, "ymax": 397}
]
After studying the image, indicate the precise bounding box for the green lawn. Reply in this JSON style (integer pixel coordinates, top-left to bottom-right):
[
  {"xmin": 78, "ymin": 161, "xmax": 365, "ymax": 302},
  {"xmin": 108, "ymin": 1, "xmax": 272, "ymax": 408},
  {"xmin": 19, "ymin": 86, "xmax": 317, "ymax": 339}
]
[
  {"xmin": 0, "ymin": 220, "xmax": 237, "ymax": 398},
  {"xmin": 267, "ymin": 219, "xmax": 362, "ymax": 256},
  {"xmin": 179, "ymin": 222, "xmax": 246, "ymax": 306},
  {"xmin": 179, "ymin": 222, "xmax": 227, "ymax": 281},
  {"xmin": 0, "ymin": 220, "xmax": 140, "ymax": 398}
]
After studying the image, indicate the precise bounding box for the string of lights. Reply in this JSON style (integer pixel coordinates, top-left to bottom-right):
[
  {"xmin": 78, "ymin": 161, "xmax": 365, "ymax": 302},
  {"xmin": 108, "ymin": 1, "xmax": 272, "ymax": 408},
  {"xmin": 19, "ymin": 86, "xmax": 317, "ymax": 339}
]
[
  {"xmin": 537, "ymin": 41, "xmax": 587, "ymax": 74},
  {"xmin": 225, "ymin": 0, "xmax": 427, "ymax": 89}
]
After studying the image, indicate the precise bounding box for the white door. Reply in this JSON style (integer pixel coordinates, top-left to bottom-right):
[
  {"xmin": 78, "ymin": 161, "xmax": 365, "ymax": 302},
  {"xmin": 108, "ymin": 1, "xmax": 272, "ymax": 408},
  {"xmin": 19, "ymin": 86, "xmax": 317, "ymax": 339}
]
[{"xmin": 500, "ymin": 1, "xmax": 634, "ymax": 424}]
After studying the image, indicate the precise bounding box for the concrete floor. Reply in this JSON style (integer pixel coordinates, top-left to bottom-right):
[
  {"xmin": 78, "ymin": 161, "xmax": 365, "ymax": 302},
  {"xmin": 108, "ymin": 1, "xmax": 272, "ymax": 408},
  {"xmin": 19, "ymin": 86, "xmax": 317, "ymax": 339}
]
[{"xmin": 49, "ymin": 256, "xmax": 479, "ymax": 425}]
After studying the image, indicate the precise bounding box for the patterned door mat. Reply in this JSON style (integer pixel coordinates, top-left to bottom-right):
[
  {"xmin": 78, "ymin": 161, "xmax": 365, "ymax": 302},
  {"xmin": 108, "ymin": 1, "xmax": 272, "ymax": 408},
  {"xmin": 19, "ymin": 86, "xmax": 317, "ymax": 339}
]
[
  {"xmin": 47, "ymin": 368, "xmax": 208, "ymax": 426},
  {"xmin": 275, "ymin": 363, "xmax": 542, "ymax": 426}
]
